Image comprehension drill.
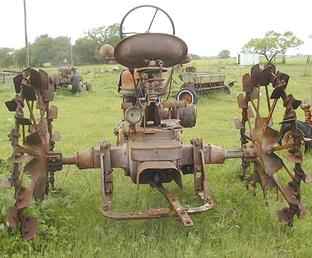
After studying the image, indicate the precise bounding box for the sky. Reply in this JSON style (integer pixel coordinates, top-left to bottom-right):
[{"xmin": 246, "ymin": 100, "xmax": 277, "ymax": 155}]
[{"xmin": 0, "ymin": 0, "xmax": 311, "ymax": 56}]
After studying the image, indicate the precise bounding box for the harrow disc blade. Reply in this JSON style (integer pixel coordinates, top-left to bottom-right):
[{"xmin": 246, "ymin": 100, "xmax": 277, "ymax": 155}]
[
  {"xmin": 253, "ymin": 117, "xmax": 269, "ymax": 139},
  {"xmin": 237, "ymin": 93, "xmax": 248, "ymax": 109},
  {"xmin": 21, "ymin": 215, "xmax": 38, "ymax": 240},
  {"xmin": 13, "ymin": 73, "xmax": 23, "ymax": 93},
  {"xmin": 278, "ymin": 203, "xmax": 305, "ymax": 225},
  {"xmin": 291, "ymin": 98, "xmax": 302, "ymax": 110},
  {"xmin": 250, "ymin": 64, "xmax": 271, "ymax": 86},
  {"xmin": 277, "ymin": 207, "xmax": 296, "ymax": 225},
  {"xmin": 5, "ymin": 99, "xmax": 18, "ymax": 112},
  {"xmin": 21, "ymin": 86, "xmax": 36, "ymax": 101},
  {"xmin": 16, "ymin": 186, "xmax": 33, "ymax": 210},
  {"xmin": 25, "ymin": 132, "xmax": 42, "ymax": 146},
  {"xmin": 262, "ymin": 127, "xmax": 280, "ymax": 152},
  {"xmin": 24, "ymin": 157, "xmax": 48, "ymax": 201},
  {"xmin": 261, "ymin": 153, "xmax": 283, "ymax": 176},
  {"xmin": 271, "ymin": 87, "xmax": 286, "ymax": 99},
  {"xmin": 294, "ymin": 164, "xmax": 312, "ymax": 184},
  {"xmin": 253, "ymin": 160, "xmax": 276, "ymax": 190},
  {"xmin": 29, "ymin": 68, "xmax": 45, "ymax": 89},
  {"xmin": 6, "ymin": 207, "xmax": 18, "ymax": 230},
  {"xmin": 282, "ymin": 184, "xmax": 300, "ymax": 206},
  {"xmin": 242, "ymin": 73, "xmax": 254, "ymax": 92},
  {"xmin": 273, "ymin": 72, "xmax": 289, "ymax": 88}
]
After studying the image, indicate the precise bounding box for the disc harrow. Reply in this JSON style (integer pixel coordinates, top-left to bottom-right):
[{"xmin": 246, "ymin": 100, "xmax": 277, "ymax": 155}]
[
  {"xmin": 237, "ymin": 64, "xmax": 311, "ymax": 225},
  {"xmin": 3, "ymin": 68, "xmax": 57, "ymax": 240}
]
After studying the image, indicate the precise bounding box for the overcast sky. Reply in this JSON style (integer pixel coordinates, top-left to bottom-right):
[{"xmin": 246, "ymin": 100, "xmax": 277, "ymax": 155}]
[{"xmin": 0, "ymin": 0, "xmax": 311, "ymax": 56}]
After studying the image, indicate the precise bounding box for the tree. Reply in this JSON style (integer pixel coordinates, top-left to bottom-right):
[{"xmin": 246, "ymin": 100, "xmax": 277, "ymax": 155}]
[
  {"xmin": 3, "ymin": 23, "xmax": 122, "ymax": 67},
  {"xmin": 0, "ymin": 48, "xmax": 14, "ymax": 68},
  {"xmin": 51, "ymin": 36, "xmax": 71, "ymax": 64},
  {"xmin": 243, "ymin": 31, "xmax": 281, "ymax": 63},
  {"xmin": 218, "ymin": 49, "xmax": 231, "ymax": 59},
  {"xmin": 30, "ymin": 35, "xmax": 71, "ymax": 66},
  {"xmin": 278, "ymin": 31, "xmax": 304, "ymax": 63},
  {"xmin": 73, "ymin": 37, "xmax": 98, "ymax": 65},
  {"xmin": 30, "ymin": 34, "xmax": 54, "ymax": 66},
  {"xmin": 87, "ymin": 23, "xmax": 121, "ymax": 47},
  {"xmin": 243, "ymin": 31, "xmax": 303, "ymax": 63},
  {"xmin": 15, "ymin": 48, "xmax": 27, "ymax": 67}
]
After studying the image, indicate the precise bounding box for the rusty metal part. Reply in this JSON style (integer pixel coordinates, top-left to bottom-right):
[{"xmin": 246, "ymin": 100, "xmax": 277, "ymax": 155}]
[
  {"xmin": 119, "ymin": 4, "xmax": 176, "ymax": 38},
  {"xmin": 237, "ymin": 64, "xmax": 309, "ymax": 225},
  {"xmin": 61, "ymin": 135, "xmax": 226, "ymax": 224},
  {"xmin": 301, "ymin": 103, "xmax": 312, "ymax": 125},
  {"xmin": 4, "ymin": 68, "xmax": 57, "ymax": 240},
  {"xmin": 114, "ymin": 33, "xmax": 188, "ymax": 68},
  {"xmin": 157, "ymin": 184, "xmax": 193, "ymax": 226}
]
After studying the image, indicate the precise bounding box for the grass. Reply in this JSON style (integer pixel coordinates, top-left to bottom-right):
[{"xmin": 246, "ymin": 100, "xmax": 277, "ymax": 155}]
[{"xmin": 0, "ymin": 57, "xmax": 312, "ymax": 257}]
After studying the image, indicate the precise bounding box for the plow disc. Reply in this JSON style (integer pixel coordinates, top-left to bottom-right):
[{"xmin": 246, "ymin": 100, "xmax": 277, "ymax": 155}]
[
  {"xmin": 3, "ymin": 68, "xmax": 57, "ymax": 240},
  {"xmin": 238, "ymin": 64, "xmax": 311, "ymax": 225}
]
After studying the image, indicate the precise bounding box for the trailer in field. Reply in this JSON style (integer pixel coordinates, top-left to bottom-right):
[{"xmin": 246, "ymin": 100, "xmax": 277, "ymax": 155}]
[{"xmin": 176, "ymin": 67, "xmax": 235, "ymax": 104}]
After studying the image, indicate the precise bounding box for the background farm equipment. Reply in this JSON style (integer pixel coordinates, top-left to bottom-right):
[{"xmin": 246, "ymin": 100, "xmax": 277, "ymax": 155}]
[
  {"xmin": 176, "ymin": 66, "xmax": 235, "ymax": 104},
  {"xmin": 53, "ymin": 66, "xmax": 91, "ymax": 92},
  {"xmin": 1, "ymin": 5, "xmax": 310, "ymax": 240}
]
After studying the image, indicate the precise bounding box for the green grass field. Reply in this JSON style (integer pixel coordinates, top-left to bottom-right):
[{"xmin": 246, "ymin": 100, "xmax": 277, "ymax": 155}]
[{"xmin": 1, "ymin": 58, "xmax": 312, "ymax": 258}]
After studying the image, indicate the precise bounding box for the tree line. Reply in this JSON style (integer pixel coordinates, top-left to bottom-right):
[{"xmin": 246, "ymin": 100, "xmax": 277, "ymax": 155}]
[
  {"xmin": 218, "ymin": 31, "xmax": 304, "ymax": 63},
  {"xmin": 0, "ymin": 27, "xmax": 306, "ymax": 68},
  {"xmin": 0, "ymin": 23, "xmax": 120, "ymax": 68}
]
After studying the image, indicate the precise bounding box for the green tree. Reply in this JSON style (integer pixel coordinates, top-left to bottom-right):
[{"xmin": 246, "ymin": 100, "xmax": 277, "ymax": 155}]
[
  {"xmin": 73, "ymin": 37, "xmax": 98, "ymax": 65},
  {"xmin": 87, "ymin": 23, "xmax": 121, "ymax": 47},
  {"xmin": 14, "ymin": 48, "xmax": 27, "ymax": 67},
  {"xmin": 0, "ymin": 48, "xmax": 14, "ymax": 68},
  {"xmin": 30, "ymin": 34, "xmax": 54, "ymax": 66},
  {"xmin": 278, "ymin": 31, "xmax": 304, "ymax": 63},
  {"xmin": 243, "ymin": 31, "xmax": 303, "ymax": 63},
  {"xmin": 29, "ymin": 35, "xmax": 71, "ymax": 66},
  {"xmin": 218, "ymin": 49, "xmax": 231, "ymax": 59},
  {"xmin": 51, "ymin": 36, "xmax": 71, "ymax": 64},
  {"xmin": 243, "ymin": 31, "xmax": 280, "ymax": 63}
]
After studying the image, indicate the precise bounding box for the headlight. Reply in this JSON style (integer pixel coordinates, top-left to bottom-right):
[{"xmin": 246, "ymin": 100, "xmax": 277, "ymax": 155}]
[{"xmin": 125, "ymin": 106, "xmax": 143, "ymax": 125}]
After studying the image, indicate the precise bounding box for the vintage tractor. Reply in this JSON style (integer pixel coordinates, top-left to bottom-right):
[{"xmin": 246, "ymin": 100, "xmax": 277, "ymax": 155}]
[
  {"xmin": 1, "ymin": 5, "xmax": 310, "ymax": 240},
  {"xmin": 52, "ymin": 65, "xmax": 91, "ymax": 92}
]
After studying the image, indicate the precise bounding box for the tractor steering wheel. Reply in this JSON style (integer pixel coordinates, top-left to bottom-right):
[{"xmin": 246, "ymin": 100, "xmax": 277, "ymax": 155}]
[{"xmin": 119, "ymin": 5, "xmax": 176, "ymax": 39}]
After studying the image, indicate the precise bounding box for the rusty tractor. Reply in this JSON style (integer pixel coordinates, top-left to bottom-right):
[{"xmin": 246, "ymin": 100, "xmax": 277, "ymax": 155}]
[
  {"xmin": 1, "ymin": 5, "xmax": 311, "ymax": 240},
  {"xmin": 52, "ymin": 65, "xmax": 91, "ymax": 92}
]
